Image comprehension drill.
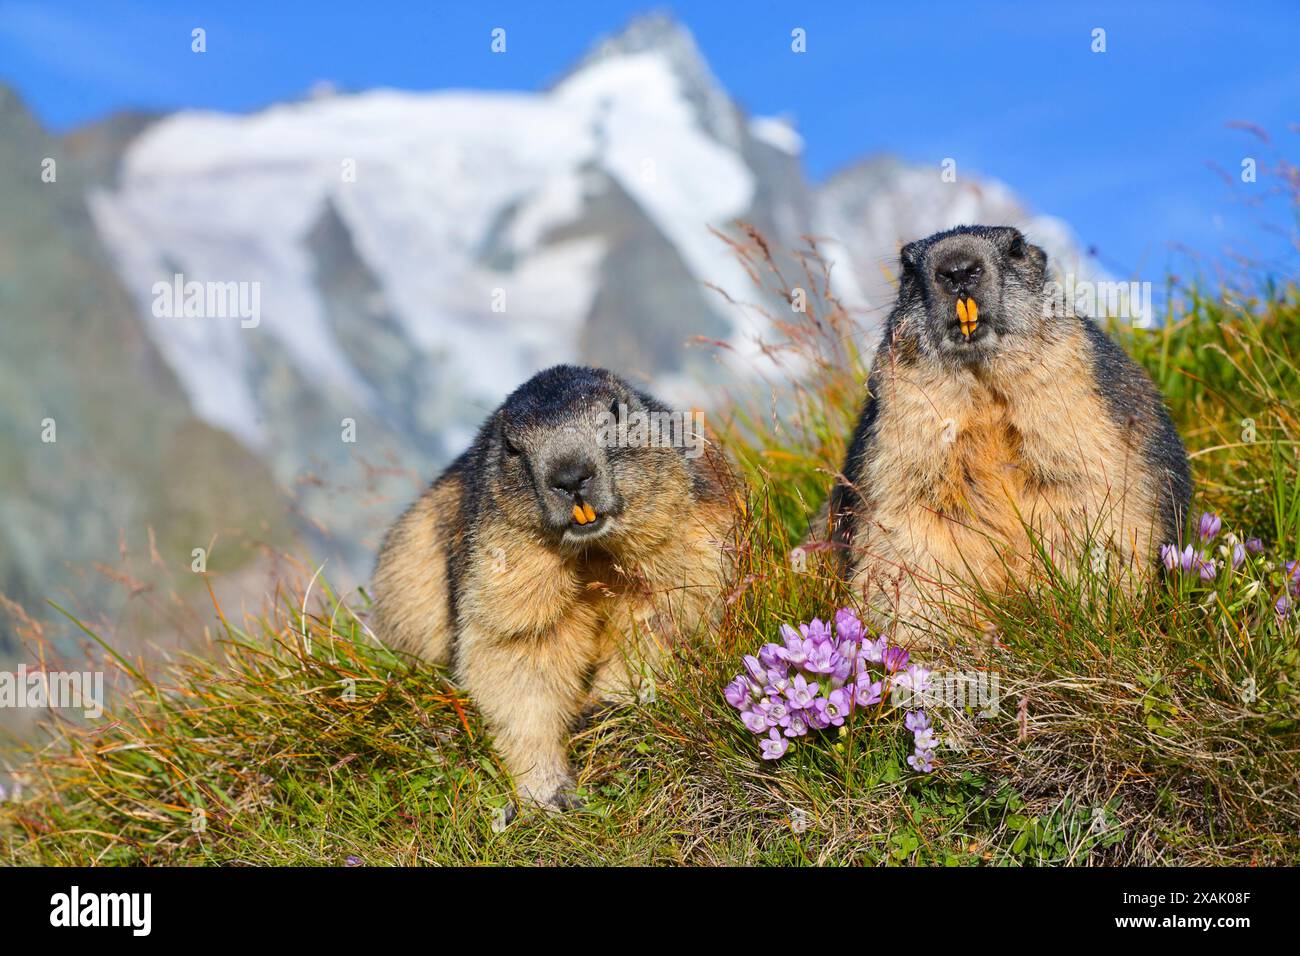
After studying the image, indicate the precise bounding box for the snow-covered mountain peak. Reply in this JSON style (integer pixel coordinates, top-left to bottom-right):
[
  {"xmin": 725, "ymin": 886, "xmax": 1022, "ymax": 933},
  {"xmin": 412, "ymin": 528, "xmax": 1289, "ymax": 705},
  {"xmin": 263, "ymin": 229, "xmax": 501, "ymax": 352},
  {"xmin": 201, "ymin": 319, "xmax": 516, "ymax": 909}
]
[{"xmin": 87, "ymin": 18, "xmax": 767, "ymax": 456}]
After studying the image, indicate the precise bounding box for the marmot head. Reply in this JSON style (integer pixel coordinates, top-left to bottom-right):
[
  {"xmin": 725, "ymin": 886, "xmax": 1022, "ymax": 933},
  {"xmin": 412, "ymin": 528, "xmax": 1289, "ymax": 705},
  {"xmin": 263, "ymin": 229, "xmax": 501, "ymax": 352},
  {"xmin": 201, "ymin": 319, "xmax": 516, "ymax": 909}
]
[
  {"xmin": 891, "ymin": 225, "xmax": 1049, "ymax": 365},
  {"xmin": 484, "ymin": 365, "xmax": 698, "ymax": 551}
]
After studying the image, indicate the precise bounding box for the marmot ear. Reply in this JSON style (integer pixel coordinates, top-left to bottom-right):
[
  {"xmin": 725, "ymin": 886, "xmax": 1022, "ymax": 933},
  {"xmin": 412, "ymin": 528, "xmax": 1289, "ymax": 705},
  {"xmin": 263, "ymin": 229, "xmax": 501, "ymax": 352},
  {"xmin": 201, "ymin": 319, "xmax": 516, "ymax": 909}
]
[
  {"xmin": 606, "ymin": 395, "xmax": 626, "ymax": 423},
  {"xmin": 497, "ymin": 415, "xmax": 522, "ymax": 457},
  {"xmin": 623, "ymin": 388, "xmax": 653, "ymax": 414},
  {"xmin": 899, "ymin": 241, "xmax": 921, "ymax": 272}
]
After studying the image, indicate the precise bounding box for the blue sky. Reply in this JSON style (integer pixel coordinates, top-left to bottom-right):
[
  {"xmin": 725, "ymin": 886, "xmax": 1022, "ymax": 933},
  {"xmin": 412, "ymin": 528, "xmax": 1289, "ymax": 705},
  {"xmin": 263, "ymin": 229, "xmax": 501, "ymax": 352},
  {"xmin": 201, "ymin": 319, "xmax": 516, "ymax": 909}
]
[{"xmin": 2, "ymin": 0, "xmax": 1297, "ymax": 282}]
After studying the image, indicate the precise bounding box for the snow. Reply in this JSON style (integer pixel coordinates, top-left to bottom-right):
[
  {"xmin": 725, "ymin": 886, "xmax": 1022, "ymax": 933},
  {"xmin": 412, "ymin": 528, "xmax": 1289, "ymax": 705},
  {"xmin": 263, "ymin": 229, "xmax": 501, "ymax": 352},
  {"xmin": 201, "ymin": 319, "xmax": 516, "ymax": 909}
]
[
  {"xmin": 90, "ymin": 49, "xmax": 765, "ymax": 447},
  {"xmin": 749, "ymin": 116, "xmax": 804, "ymax": 155}
]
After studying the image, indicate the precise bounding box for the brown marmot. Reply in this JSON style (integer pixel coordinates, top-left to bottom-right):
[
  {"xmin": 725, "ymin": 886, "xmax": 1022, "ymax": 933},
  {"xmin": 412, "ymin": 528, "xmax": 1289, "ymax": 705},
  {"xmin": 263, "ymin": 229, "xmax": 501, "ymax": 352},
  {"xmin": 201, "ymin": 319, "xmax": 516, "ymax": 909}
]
[
  {"xmin": 821, "ymin": 226, "xmax": 1191, "ymax": 644},
  {"xmin": 372, "ymin": 365, "xmax": 735, "ymax": 810}
]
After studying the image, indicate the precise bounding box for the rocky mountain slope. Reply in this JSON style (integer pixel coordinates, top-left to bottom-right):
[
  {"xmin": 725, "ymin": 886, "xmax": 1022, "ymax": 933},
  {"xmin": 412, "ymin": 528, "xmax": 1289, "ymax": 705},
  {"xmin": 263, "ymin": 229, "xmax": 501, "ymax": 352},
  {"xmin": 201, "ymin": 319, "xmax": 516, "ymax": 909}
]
[{"xmin": 0, "ymin": 86, "xmax": 285, "ymax": 658}]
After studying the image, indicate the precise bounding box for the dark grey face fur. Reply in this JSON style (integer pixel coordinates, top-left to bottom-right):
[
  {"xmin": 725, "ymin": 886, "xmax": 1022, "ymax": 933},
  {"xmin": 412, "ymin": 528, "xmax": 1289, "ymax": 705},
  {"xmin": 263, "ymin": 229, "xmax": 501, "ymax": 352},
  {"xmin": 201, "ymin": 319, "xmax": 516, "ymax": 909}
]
[
  {"xmin": 488, "ymin": 365, "xmax": 677, "ymax": 548},
  {"xmin": 499, "ymin": 406, "xmax": 620, "ymax": 544},
  {"xmin": 893, "ymin": 225, "xmax": 1049, "ymax": 365}
]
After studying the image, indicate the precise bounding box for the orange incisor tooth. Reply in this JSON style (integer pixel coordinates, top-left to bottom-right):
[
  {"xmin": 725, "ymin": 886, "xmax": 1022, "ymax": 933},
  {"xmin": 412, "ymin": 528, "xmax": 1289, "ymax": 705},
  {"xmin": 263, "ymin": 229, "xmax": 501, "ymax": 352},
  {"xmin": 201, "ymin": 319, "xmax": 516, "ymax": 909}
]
[
  {"xmin": 956, "ymin": 298, "xmax": 969, "ymax": 323},
  {"xmin": 572, "ymin": 503, "xmax": 587, "ymax": 524},
  {"xmin": 582, "ymin": 502, "xmax": 597, "ymax": 523},
  {"xmin": 967, "ymin": 299, "xmax": 978, "ymax": 326}
]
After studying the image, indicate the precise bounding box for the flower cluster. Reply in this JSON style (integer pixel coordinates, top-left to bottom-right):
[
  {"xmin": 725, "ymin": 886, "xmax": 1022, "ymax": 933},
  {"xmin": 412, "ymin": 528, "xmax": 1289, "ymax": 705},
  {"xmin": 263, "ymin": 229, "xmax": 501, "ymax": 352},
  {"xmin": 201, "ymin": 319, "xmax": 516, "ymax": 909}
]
[
  {"xmin": 904, "ymin": 710, "xmax": 936, "ymax": 772},
  {"xmin": 1160, "ymin": 512, "xmax": 1298, "ymax": 619},
  {"xmin": 725, "ymin": 608, "xmax": 935, "ymax": 771}
]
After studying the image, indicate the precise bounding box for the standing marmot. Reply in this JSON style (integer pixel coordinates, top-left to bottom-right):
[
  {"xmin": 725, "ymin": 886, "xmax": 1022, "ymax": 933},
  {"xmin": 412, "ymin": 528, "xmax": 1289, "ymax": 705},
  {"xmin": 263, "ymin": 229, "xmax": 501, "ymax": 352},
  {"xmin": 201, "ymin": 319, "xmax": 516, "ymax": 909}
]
[
  {"xmin": 822, "ymin": 226, "xmax": 1190, "ymax": 643},
  {"xmin": 372, "ymin": 365, "xmax": 735, "ymax": 810}
]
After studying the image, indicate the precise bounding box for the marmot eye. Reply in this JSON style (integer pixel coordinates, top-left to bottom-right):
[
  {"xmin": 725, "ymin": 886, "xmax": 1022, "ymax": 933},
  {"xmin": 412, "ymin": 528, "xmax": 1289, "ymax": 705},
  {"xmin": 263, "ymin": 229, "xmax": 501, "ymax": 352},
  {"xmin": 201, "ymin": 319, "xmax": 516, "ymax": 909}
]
[
  {"xmin": 503, "ymin": 436, "xmax": 521, "ymax": 457},
  {"xmin": 1008, "ymin": 236, "xmax": 1026, "ymax": 259},
  {"xmin": 608, "ymin": 398, "xmax": 623, "ymax": 422}
]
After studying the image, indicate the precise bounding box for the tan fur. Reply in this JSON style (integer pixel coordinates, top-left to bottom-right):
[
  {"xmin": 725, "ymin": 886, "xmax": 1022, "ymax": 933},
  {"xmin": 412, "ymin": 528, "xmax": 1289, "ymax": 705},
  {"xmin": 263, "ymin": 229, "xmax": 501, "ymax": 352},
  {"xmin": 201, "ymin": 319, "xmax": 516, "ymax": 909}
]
[
  {"xmin": 370, "ymin": 477, "xmax": 463, "ymax": 663},
  {"xmin": 850, "ymin": 325, "xmax": 1161, "ymax": 643},
  {"xmin": 374, "ymin": 426, "xmax": 735, "ymax": 807}
]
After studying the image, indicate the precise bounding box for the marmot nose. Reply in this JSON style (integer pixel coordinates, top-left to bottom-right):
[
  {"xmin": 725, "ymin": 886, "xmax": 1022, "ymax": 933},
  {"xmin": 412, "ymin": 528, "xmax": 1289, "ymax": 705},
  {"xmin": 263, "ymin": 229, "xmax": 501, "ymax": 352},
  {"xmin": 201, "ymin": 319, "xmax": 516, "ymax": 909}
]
[
  {"xmin": 548, "ymin": 458, "xmax": 595, "ymax": 496},
  {"xmin": 936, "ymin": 257, "xmax": 984, "ymax": 293}
]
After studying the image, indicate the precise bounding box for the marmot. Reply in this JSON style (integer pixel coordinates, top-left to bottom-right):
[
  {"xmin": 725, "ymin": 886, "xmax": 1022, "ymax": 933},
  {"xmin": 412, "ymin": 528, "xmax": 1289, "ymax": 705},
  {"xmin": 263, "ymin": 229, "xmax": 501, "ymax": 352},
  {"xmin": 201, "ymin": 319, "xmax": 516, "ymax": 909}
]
[
  {"xmin": 372, "ymin": 365, "xmax": 735, "ymax": 810},
  {"xmin": 821, "ymin": 226, "xmax": 1191, "ymax": 643}
]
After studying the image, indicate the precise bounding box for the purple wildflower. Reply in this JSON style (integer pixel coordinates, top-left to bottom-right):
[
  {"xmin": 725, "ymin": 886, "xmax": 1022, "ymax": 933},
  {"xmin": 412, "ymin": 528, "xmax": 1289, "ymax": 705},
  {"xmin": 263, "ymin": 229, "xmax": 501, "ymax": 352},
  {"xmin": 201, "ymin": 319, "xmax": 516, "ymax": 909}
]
[
  {"xmin": 1179, "ymin": 545, "xmax": 1197, "ymax": 573},
  {"xmin": 912, "ymin": 727, "xmax": 938, "ymax": 751},
  {"xmin": 764, "ymin": 696, "xmax": 790, "ymax": 727},
  {"xmin": 725, "ymin": 677, "xmax": 754, "ymax": 710},
  {"xmin": 834, "ymin": 607, "xmax": 865, "ymax": 644},
  {"xmin": 779, "ymin": 624, "xmax": 809, "ymax": 666},
  {"xmin": 1277, "ymin": 594, "xmax": 1294, "ymax": 620},
  {"xmin": 764, "ymin": 675, "xmax": 790, "ymax": 697},
  {"xmin": 800, "ymin": 618, "xmax": 833, "ymax": 645},
  {"xmin": 853, "ymin": 675, "xmax": 883, "ymax": 708},
  {"xmin": 748, "ymin": 697, "xmax": 775, "ymax": 729},
  {"xmin": 1231, "ymin": 542, "xmax": 1246, "ymax": 570},
  {"xmin": 905, "ymin": 710, "xmax": 931, "ymax": 733},
  {"xmin": 760, "ymin": 729, "xmax": 790, "ymax": 760},
  {"xmin": 740, "ymin": 708, "xmax": 767, "ymax": 733},
  {"xmin": 804, "ymin": 639, "xmax": 837, "ymax": 674},
  {"xmin": 829, "ymin": 650, "xmax": 854, "ymax": 688},
  {"xmin": 784, "ymin": 673, "xmax": 820, "ymax": 710},
  {"xmin": 782, "ymin": 712, "xmax": 809, "ymax": 738},
  {"xmin": 742, "ymin": 654, "xmax": 766, "ymax": 686},
  {"xmin": 861, "ymin": 634, "xmax": 887, "ymax": 665},
  {"xmin": 882, "ymin": 645, "xmax": 910, "ymax": 673},
  {"xmin": 1198, "ymin": 512, "xmax": 1222, "ymax": 541},
  {"xmin": 805, "ymin": 700, "xmax": 831, "ymax": 731},
  {"xmin": 822, "ymin": 688, "xmax": 853, "ymax": 727},
  {"xmin": 1245, "ymin": 538, "xmax": 1264, "ymax": 555},
  {"xmin": 907, "ymin": 749, "xmax": 935, "ymax": 773},
  {"xmin": 1159, "ymin": 543, "xmax": 1178, "ymax": 571},
  {"xmin": 758, "ymin": 642, "xmax": 787, "ymax": 670},
  {"xmin": 1197, "ymin": 558, "xmax": 1217, "ymax": 582},
  {"xmin": 895, "ymin": 664, "xmax": 932, "ymax": 696}
]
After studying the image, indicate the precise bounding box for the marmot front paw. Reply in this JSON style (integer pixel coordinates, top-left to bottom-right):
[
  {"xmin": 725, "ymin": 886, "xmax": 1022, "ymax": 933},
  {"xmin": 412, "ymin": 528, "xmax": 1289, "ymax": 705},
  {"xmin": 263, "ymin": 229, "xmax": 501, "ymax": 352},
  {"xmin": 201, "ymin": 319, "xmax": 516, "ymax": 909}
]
[{"xmin": 515, "ymin": 771, "xmax": 585, "ymax": 815}]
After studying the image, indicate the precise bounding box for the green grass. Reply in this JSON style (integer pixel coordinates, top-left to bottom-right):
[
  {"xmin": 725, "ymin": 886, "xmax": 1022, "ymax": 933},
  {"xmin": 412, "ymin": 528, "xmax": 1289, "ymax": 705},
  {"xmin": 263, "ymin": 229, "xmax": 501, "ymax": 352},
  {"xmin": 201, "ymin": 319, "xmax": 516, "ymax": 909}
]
[{"xmin": 3, "ymin": 244, "xmax": 1299, "ymax": 866}]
